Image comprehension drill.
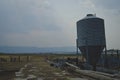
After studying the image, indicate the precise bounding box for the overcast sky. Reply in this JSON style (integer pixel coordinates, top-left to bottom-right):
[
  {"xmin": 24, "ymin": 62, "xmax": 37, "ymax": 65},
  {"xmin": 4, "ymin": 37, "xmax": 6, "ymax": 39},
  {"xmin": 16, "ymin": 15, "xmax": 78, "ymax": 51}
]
[{"xmin": 0, "ymin": 0, "xmax": 120, "ymax": 49}]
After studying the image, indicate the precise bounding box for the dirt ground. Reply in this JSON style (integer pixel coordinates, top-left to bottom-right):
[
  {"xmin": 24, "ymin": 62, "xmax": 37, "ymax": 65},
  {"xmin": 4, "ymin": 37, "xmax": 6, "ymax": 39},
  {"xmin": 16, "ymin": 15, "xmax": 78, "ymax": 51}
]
[
  {"xmin": 0, "ymin": 54, "xmax": 82, "ymax": 80},
  {"xmin": 13, "ymin": 55, "xmax": 80, "ymax": 80}
]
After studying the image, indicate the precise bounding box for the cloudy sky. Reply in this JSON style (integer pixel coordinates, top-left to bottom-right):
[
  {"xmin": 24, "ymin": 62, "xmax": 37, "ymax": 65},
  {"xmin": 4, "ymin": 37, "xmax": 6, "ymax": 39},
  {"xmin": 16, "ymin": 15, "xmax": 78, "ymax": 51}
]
[{"xmin": 0, "ymin": 0, "xmax": 120, "ymax": 49}]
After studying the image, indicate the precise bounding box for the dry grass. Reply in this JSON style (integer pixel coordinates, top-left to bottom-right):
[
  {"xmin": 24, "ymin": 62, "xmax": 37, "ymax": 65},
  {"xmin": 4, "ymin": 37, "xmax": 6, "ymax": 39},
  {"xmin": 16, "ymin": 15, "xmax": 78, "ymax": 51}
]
[
  {"xmin": 0, "ymin": 54, "xmax": 81, "ymax": 80},
  {"xmin": 0, "ymin": 54, "xmax": 30, "ymax": 71},
  {"xmin": 20, "ymin": 55, "xmax": 70, "ymax": 80}
]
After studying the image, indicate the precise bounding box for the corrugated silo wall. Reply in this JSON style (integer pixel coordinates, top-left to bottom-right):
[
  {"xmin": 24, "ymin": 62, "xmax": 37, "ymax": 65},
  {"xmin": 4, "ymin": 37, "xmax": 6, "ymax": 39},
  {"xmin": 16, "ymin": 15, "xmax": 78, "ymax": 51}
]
[
  {"xmin": 77, "ymin": 18, "xmax": 106, "ymax": 47},
  {"xmin": 77, "ymin": 18, "xmax": 106, "ymax": 67}
]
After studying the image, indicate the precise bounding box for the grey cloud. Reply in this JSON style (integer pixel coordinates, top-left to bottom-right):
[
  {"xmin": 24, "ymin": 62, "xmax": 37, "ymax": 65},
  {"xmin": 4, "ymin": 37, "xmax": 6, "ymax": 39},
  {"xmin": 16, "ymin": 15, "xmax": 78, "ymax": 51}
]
[
  {"xmin": 0, "ymin": 0, "xmax": 120, "ymax": 48},
  {"xmin": 92, "ymin": 0, "xmax": 120, "ymax": 9},
  {"xmin": 0, "ymin": 0, "xmax": 61, "ymax": 35}
]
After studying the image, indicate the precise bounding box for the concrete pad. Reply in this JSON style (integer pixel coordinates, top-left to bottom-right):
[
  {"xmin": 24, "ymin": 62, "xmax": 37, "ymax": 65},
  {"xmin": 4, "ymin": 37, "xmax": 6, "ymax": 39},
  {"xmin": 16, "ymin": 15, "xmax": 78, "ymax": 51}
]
[
  {"xmin": 54, "ymin": 73, "xmax": 63, "ymax": 77},
  {"xmin": 27, "ymin": 74, "xmax": 37, "ymax": 80},
  {"xmin": 14, "ymin": 78, "xmax": 27, "ymax": 80},
  {"xmin": 62, "ymin": 71, "xmax": 69, "ymax": 75},
  {"xmin": 19, "ymin": 68, "xmax": 25, "ymax": 72},
  {"xmin": 69, "ymin": 78, "xmax": 88, "ymax": 80},
  {"xmin": 15, "ymin": 72, "xmax": 24, "ymax": 77},
  {"xmin": 37, "ymin": 78, "xmax": 43, "ymax": 80},
  {"xmin": 32, "ymin": 67, "xmax": 37, "ymax": 69},
  {"xmin": 28, "ymin": 69, "xmax": 38, "ymax": 72}
]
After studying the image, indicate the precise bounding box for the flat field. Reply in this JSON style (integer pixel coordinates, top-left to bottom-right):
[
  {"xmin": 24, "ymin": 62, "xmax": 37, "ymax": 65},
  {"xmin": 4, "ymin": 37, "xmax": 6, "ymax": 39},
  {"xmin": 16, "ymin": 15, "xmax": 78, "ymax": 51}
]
[{"xmin": 0, "ymin": 53, "xmax": 79, "ymax": 80}]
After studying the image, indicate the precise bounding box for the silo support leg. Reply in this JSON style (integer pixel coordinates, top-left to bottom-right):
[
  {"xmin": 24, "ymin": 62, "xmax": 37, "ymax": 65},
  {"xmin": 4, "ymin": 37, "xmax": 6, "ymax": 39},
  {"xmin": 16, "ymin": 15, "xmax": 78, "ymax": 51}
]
[{"xmin": 93, "ymin": 65, "xmax": 96, "ymax": 71}]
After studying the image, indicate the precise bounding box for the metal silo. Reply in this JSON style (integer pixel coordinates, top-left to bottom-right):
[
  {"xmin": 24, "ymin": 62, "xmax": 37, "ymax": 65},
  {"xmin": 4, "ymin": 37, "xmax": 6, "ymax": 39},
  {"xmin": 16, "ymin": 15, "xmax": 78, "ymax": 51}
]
[{"xmin": 77, "ymin": 14, "xmax": 106, "ymax": 70}]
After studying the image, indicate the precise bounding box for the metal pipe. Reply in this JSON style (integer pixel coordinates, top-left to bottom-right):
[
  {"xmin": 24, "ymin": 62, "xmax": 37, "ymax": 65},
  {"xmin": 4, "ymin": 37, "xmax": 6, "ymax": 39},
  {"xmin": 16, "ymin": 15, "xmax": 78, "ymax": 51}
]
[
  {"xmin": 76, "ymin": 39, "xmax": 79, "ymax": 65},
  {"xmin": 116, "ymin": 50, "xmax": 119, "ymax": 69},
  {"xmin": 104, "ymin": 46, "xmax": 108, "ymax": 68}
]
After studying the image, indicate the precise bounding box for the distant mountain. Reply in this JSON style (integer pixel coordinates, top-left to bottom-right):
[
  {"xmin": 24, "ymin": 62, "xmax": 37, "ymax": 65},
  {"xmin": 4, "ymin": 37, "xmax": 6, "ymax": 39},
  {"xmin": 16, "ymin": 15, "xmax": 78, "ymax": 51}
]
[{"xmin": 0, "ymin": 46, "xmax": 76, "ymax": 53}]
